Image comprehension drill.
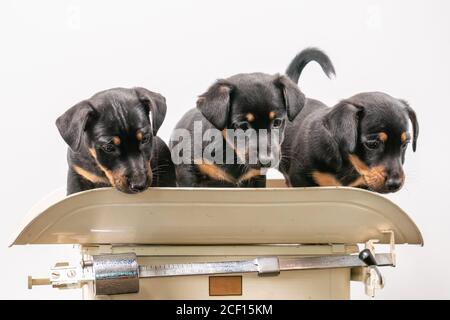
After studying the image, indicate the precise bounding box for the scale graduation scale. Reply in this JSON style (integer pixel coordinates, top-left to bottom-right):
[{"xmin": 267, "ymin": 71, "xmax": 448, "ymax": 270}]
[{"xmin": 10, "ymin": 180, "xmax": 423, "ymax": 300}]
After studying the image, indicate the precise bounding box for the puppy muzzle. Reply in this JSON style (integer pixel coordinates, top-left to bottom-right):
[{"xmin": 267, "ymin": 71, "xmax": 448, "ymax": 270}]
[{"xmin": 120, "ymin": 173, "xmax": 151, "ymax": 194}]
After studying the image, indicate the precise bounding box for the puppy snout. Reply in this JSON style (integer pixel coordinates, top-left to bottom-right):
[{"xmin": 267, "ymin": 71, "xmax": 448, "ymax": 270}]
[
  {"xmin": 385, "ymin": 177, "xmax": 403, "ymax": 192},
  {"xmin": 127, "ymin": 175, "xmax": 148, "ymax": 193}
]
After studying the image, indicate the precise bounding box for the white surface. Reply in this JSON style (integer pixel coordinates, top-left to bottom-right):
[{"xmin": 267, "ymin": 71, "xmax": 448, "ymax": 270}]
[
  {"xmin": 10, "ymin": 186, "xmax": 423, "ymax": 245},
  {"xmin": 0, "ymin": 0, "xmax": 449, "ymax": 299}
]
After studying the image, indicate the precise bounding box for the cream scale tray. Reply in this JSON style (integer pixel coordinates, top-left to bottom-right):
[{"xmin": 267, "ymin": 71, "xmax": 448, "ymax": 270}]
[{"xmin": 10, "ymin": 180, "xmax": 423, "ymax": 300}]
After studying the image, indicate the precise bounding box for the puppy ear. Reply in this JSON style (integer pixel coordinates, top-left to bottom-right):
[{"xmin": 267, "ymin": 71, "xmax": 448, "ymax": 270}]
[
  {"xmin": 134, "ymin": 87, "xmax": 167, "ymax": 135},
  {"xmin": 274, "ymin": 75, "xmax": 306, "ymax": 121},
  {"xmin": 399, "ymin": 99, "xmax": 419, "ymax": 152},
  {"xmin": 325, "ymin": 101, "xmax": 363, "ymax": 154},
  {"xmin": 197, "ymin": 81, "xmax": 233, "ymax": 130},
  {"xmin": 56, "ymin": 100, "xmax": 96, "ymax": 152}
]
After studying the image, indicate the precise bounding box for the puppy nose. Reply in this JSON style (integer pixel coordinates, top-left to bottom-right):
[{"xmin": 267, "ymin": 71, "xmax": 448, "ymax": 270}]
[
  {"xmin": 385, "ymin": 177, "xmax": 402, "ymax": 192},
  {"xmin": 129, "ymin": 181, "xmax": 147, "ymax": 193},
  {"xmin": 128, "ymin": 177, "xmax": 148, "ymax": 193}
]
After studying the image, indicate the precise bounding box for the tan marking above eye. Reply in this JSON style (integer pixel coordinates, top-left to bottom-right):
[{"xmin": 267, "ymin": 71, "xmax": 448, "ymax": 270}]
[
  {"xmin": 401, "ymin": 132, "xmax": 409, "ymax": 144},
  {"xmin": 245, "ymin": 113, "xmax": 255, "ymax": 122},
  {"xmin": 378, "ymin": 132, "xmax": 388, "ymax": 142},
  {"xmin": 269, "ymin": 111, "xmax": 276, "ymax": 120},
  {"xmin": 136, "ymin": 131, "xmax": 144, "ymax": 141},
  {"xmin": 113, "ymin": 136, "xmax": 121, "ymax": 146}
]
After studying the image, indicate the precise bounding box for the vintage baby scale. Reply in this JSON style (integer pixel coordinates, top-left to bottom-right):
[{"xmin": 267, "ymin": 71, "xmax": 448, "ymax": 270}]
[{"xmin": 11, "ymin": 180, "xmax": 423, "ymax": 299}]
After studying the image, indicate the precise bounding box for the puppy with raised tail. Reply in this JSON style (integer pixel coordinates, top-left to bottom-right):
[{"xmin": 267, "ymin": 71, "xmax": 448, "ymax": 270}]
[
  {"xmin": 56, "ymin": 87, "xmax": 176, "ymax": 195},
  {"xmin": 170, "ymin": 48, "xmax": 335, "ymax": 187},
  {"xmin": 280, "ymin": 51, "xmax": 419, "ymax": 193}
]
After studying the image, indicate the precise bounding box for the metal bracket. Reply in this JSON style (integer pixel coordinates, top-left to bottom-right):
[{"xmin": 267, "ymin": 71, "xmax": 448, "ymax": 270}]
[
  {"xmin": 361, "ymin": 230, "xmax": 396, "ymax": 297},
  {"xmin": 383, "ymin": 230, "xmax": 396, "ymax": 266},
  {"xmin": 28, "ymin": 263, "xmax": 94, "ymax": 291}
]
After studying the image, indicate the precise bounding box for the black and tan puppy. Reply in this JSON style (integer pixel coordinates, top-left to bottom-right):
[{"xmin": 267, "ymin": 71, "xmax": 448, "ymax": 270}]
[
  {"xmin": 280, "ymin": 53, "xmax": 419, "ymax": 193},
  {"xmin": 56, "ymin": 87, "xmax": 176, "ymax": 195},
  {"xmin": 170, "ymin": 50, "xmax": 334, "ymax": 187}
]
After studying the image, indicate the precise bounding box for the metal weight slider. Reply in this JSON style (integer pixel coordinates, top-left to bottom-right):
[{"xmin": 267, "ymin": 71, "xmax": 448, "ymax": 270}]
[{"xmin": 92, "ymin": 252, "xmax": 139, "ymax": 295}]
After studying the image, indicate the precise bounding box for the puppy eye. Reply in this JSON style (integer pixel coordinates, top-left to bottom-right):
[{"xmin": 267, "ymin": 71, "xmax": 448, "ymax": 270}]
[
  {"xmin": 364, "ymin": 140, "xmax": 381, "ymax": 150},
  {"xmin": 141, "ymin": 135, "xmax": 152, "ymax": 145},
  {"xmin": 101, "ymin": 143, "xmax": 116, "ymax": 153},
  {"xmin": 401, "ymin": 141, "xmax": 410, "ymax": 150},
  {"xmin": 235, "ymin": 121, "xmax": 250, "ymax": 131},
  {"xmin": 272, "ymin": 118, "xmax": 283, "ymax": 128}
]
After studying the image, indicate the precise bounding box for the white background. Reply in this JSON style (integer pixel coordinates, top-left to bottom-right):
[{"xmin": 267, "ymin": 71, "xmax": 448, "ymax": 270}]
[{"xmin": 0, "ymin": 0, "xmax": 449, "ymax": 299}]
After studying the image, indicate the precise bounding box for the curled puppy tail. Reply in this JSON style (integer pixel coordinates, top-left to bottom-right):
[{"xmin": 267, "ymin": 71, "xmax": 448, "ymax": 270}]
[{"xmin": 285, "ymin": 47, "xmax": 336, "ymax": 84}]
